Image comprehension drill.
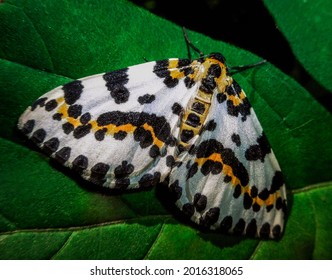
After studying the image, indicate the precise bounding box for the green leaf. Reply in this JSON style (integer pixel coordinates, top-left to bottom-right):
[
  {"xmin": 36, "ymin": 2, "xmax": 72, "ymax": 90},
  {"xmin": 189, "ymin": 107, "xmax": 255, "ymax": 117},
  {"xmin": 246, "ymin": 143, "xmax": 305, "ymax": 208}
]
[
  {"xmin": 263, "ymin": 0, "xmax": 332, "ymax": 92},
  {"xmin": 1, "ymin": 0, "xmax": 332, "ymax": 259}
]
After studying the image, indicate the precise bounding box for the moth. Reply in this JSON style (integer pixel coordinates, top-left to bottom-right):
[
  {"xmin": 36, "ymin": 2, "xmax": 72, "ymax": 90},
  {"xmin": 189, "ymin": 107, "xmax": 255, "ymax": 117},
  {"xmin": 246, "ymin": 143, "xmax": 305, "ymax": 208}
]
[{"xmin": 18, "ymin": 28, "xmax": 287, "ymax": 239}]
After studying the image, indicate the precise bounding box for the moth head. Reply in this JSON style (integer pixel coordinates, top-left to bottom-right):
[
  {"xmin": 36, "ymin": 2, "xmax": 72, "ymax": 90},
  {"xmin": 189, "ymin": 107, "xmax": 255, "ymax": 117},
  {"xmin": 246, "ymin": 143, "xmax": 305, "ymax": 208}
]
[{"xmin": 208, "ymin": 52, "xmax": 226, "ymax": 64}]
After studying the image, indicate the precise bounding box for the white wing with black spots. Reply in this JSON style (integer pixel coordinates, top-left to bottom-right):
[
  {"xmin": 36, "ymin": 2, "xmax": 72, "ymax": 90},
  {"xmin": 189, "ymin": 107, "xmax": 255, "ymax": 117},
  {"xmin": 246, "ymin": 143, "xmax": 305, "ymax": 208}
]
[
  {"xmin": 18, "ymin": 60, "xmax": 198, "ymax": 189},
  {"xmin": 169, "ymin": 79, "xmax": 287, "ymax": 239}
]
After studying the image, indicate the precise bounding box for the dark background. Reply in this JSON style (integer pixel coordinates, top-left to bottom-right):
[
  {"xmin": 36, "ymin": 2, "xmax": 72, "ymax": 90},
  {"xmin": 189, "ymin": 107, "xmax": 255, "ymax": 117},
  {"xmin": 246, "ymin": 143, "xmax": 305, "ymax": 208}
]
[{"xmin": 129, "ymin": 0, "xmax": 331, "ymax": 111}]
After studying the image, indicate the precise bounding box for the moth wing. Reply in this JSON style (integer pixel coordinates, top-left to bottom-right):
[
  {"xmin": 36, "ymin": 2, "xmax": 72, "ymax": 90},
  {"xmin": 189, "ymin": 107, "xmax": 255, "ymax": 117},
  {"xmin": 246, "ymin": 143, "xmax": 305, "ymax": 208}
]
[
  {"xmin": 18, "ymin": 59, "xmax": 198, "ymax": 189},
  {"xmin": 169, "ymin": 80, "xmax": 287, "ymax": 239}
]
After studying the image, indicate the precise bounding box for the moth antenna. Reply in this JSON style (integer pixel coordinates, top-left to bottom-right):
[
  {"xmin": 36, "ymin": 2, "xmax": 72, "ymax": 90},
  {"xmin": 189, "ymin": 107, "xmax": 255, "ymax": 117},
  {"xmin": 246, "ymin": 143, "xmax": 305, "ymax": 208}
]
[
  {"xmin": 228, "ymin": 59, "xmax": 267, "ymax": 75},
  {"xmin": 182, "ymin": 27, "xmax": 205, "ymax": 60}
]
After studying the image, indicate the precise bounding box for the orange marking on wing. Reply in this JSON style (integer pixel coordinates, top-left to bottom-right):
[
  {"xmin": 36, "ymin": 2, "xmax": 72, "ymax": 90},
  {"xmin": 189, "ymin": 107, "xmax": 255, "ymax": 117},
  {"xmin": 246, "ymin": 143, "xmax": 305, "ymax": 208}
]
[
  {"xmin": 227, "ymin": 90, "xmax": 246, "ymax": 106},
  {"xmin": 168, "ymin": 59, "xmax": 179, "ymax": 69},
  {"xmin": 170, "ymin": 71, "xmax": 185, "ymax": 80},
  {"xmin": 107, "ymin": 123, "xmax": 136, "ymax": 134},
  {"xmin": 167, "ymin": 59, "xmax": 184, "ymax": 80},
  {"xmin": 57, "ymin": 98, "xmax": 165, "ymax": 148},
  {"xmin": 196, "ymin": 153, "xmax": 241, "ymax": 187},
  {"xmin": 67, "ymin": 117, "xmax": 81, "ymax": 127},
  {"xmin": 90, "ymin": 120, "xmax": 99, "ymax": 130},
  {"xmin": 57, "ymin": 103, "xmax": 80, "ymax": 127},
  {"xmin": 90, "ymin": 121, "xmax": 164, "ymax": 148},
  {"xmin": 195, "ymin": 153, "xmax": 281, "ymax": 208},
  {"xmin": 142, "ymin": 123, "xmax": 164, "ymax": 148},
  {"xmin": 57, "ymin": 103, "xmax": 68, "ymax": 118}
]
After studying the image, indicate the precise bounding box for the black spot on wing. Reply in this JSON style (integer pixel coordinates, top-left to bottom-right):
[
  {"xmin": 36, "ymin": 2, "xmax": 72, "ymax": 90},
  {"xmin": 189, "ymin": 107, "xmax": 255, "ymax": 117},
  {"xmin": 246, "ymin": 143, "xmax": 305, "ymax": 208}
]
[
  {"xmin": 188, "ymin": 145, "xmax": 197, "ymax": 155},
  {"xmin": 95, "ymin": 128, "xmax": 107, "ymax": 141},
  {"xmin": 31, "ymin": 97, "xmax": 47, "ymax": 111},
  {"xmin": 68, "ymin": 104, "xmax": 82, "ymax": 118},
  {"xmin": 195, "ymin": 139, "xmax": 249, "ymax": 187},
  {"xmin": 201, "ymin": 160, "xmax": 223, "ymax": 175},
  {"xmin": 72, "ymin": 155, "xmax": 88, "ymax": 175},
  {"xmin": 163, "ymin": 76, "xmax": 178, "ymax": 88},
  {"xmin": 184, "ymin": 76, "xmax": 195, "ymax": 88},
  {"xmin": 45, "ymin": 99, "xmax": 58, "ymax": 111},
  {"xmin": 62, "ymin": 80, "xmax": 84, "ymax": 105},
  {"xmin": 258, "ymin": 188, "xmax": 270, "ymax": 200},
  {"xmin": 250, "ymin": 186, "xmax": 258, "ymax": 198},
  {"xmin": 266, "ymin": 204, "xmax": 274, "ymax": 212},
  {"xmin": 225, "ymin": 81, "xmax": 251, "ymax": 121},
  {"xmin": 243, "ymin": 192, "xmax": 253, "ymax": 209},
  {"xmin": 166, "ymin": 155, "xmax": 175, "ymax": 167},
  {"xmin": 182, "ymin": 203, "xmax": 195, "ymax": 218},
  {"xmin": 223, "ymin": 175, "xmax": 232, "ymax": 183},
  {"xmin": 80, "ymin": 112, "xmax": 91, "ymax": 125},
  {"xmin": 193, "ymin": 193, "xmax": 207, "ymax": 212},
  {"xmin": 252, "ymin": 203, "xmax": 261, "ymax": 212},
  {"xmin": 114, "ymin": 130, "xmax": 127, "ymax": 140},
  {"xmin": 219, "ymin": 216, "xmax": 232, "ymax": 233},
  {"xmin": 171, "ymin": 103, "xmax": 183, "ymax": 116},
  {"xmin": 216, "ymin": 93, "xmax": 227, "ymax": 103},
  {"xmin": 73, "ymin": 124, "xmax": 92, "ymax": 139},
  {"xmin": 138, "ymin": 94, "xmax": 155, "ymax": 104},
  {"xmin": 42, "ymin": 137, "xmax": 60, "ymax": 155},
  {"xmin": 21, "ymin": 120, "xmax": 35, "ymax": 135},
  {"xmin": 272, "ymin": 225, "xmax": 282, "ymax": 239},
  {"xmin": 55, "ymin": 147, "xmax": 71, "ymax": 164},
  {"xmin": 233, "ymin": 218, "xmax": 246, "ymax": 235},
  {"xmin": 246, "ymin": 219, "xmax": 257, "ymax": 237},
  {"xmin": 153, "ymin": 60, "xmax": 179, "ymax": 88},
  {"xmin": 169, "ymin": 179, "xmax": 182, "ymax": 202},
  {"xmin": 231, "ymin": 133, "xmax": 241, "ymax": 146},
  {"xmin": 187, "ymin": 162, "xmax": 198, "ymax": 179},
  {"xmin": 114, "ymin": 178, "xmax": 130, "ymax": 189},
  {"xmin": 166, "ymin": 155, "xmax": 182, "ymax": 168},
  {"xmin": 31, "ymin": 128, "xmax": 46, "ymax": 145},
  {"xmin": 52, "ymin": 113, "xmax": 63, "ymax": 121},
  {"xmin": 153, "ymin": 59, "xmax": 169, "ymax": 74},
  {"xmin": 233, "ymin": 184, "xmax": 242, "ymax": 198},
  {"xmin": 177, "ymin": 58, "xmax": 191, "ymax": 68},
  {"xmin": 270, "ymin": 171, "xmax": 284, "ymax": 193},
  {"xmin": 199, "ymin": 207, "xmax": 220, "ymax": 227},
  {"xmin": 226, "ymin": 99, "xmax": 251, "ymax": 122},
  {"xmin": 275, "ymin": 197, "xmax": 283, "ymax": 210},
  {"xmin": 90, "ymin": 162, "xmax": 110, "ymax": 185},
  {"xmin": 259, "ymin": 222, "xmax": 271, "ymax": 239},
  {"xmin": 245, "ymin": 133, "xmax": 271, "ymax": 162},
  {"xmin": 226, "ymin": 80, "xmax": 242, "ymax": 96},
  {"xmin": 138, "ymin": 172, "xmax": 161, "ymax": 188},
  {"xmin": 62, "ymin": 122, "xmax": 74, "ymax": 134},
  {"xmin": 204, "ymin": 120, "xmax": 217, "ymax": 132},
  {"xmin": 149, "ymin": 144, "xmax": 160, "ymax": 158},
  {"xmin": 114, "ymin": 161, "xmax": 134, "ymax": 179},
  {"xmin": 134, "ymin": 127, "xmax": 153, "ymax": 148},
  {"xmin": 103, "ymin": 68, "xmax": 130, "ymax": 104}
]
